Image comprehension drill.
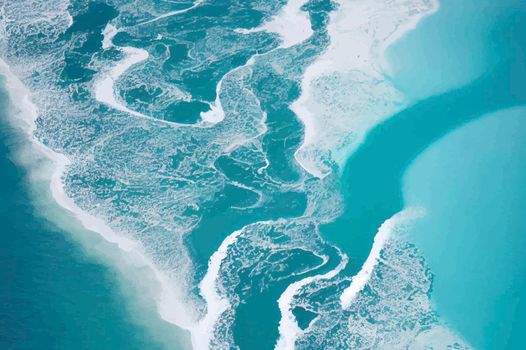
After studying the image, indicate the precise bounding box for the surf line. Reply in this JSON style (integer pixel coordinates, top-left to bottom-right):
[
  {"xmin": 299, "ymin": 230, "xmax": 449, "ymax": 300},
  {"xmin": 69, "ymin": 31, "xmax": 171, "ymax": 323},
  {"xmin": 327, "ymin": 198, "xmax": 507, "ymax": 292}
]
[{"xmin": 340, "ymin": 208, "xmax": 424, "ymax": 309}]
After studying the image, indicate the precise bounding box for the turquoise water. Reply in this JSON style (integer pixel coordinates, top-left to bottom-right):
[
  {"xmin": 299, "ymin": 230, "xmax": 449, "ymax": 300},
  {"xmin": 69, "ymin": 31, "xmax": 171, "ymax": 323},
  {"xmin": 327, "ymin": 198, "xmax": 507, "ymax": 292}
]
[
  {"xmin": 1, "ymin": 0, "xmax": 525, "ymax": 349},
  {"xmin": 392, "ymin": 2, "xmax": 526, "ymax": 348},
  {"xmin": 404, "ymin": 107, "xmax": 526, "ymax": 349},
  {"xmin": 322, "ymin": 0, "xmax": 526, "ymax": 271},
  {"xmin": 385, "ymin": 0, "xmax": 523, "ymax": 99}
]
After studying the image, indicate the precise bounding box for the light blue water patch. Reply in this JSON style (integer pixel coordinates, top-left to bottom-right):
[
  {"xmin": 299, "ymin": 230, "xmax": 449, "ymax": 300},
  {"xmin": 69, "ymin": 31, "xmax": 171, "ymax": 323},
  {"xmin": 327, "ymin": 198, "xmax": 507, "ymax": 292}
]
[
  {"xmin": 403, "ymin": 107, "xmax": 526, "ymax": 349},
  {"xmin": 385, "ymin": 0, "xmax": 525, "ymax": 100}
]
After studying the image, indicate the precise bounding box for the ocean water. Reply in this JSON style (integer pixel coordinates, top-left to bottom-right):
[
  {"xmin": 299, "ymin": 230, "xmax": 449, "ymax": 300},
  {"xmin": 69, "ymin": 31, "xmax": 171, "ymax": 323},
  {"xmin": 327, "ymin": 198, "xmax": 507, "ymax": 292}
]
[
  {"xmin": 394, "ymin": 1, "xmax": 526, "ymax": 348},
  {"xmin": 404, "ymin": 107, "xmax": 526, "ymax": 349},
  {"xmin": 0, "ymin": 0, "xmax": 524, "ymax": 349}
]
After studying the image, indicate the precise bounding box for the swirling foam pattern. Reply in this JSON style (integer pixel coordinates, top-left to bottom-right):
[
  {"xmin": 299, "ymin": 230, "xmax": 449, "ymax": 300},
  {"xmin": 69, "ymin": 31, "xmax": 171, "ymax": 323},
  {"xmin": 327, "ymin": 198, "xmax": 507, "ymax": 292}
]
[{"xmin": 0, "ymin": 0, "xmax": 468, "ymax": 349}]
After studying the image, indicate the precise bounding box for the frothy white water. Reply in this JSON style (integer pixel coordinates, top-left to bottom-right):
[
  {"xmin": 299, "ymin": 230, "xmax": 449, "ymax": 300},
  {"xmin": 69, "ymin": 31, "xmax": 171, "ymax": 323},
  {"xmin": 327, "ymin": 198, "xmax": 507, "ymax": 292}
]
[
  {"xmin": 340, "ymin": 207, "xmax": 425, "ymax": 309},
  {"xmin": 94, "ymin": 45, "xmax": 150, "ymax": 118},
  {"xmin": 237, "ymin": 0, "xmax": 313, "ymax": 49},
  {"xmin": 97, "ymin": 25, "xmax": 188, "ymax": 126},
  {"xmin": 102, "ymin": 23, "xmax": 119, "ymax": 50},
  {"xmin": 200, "ymin": 53, "xmax": 259, "ymax": 125},
  {"xmin": 292, "ymin": 0, "xmax": 439, "ymax": 178},
  {"xmin": 0, "ymin": 57, "xmax": 198, "ymax": 332},
  {"xmin": 65, "ymin": 11, "xmax": 73, "ymax": 29},
  {"xmin": 138, "ymin": 0, "xmax": 204, "ymax": 26},
  {"xmin": 275, "ymin": 250, "xmax": 348, "ymax": 350},
  {"xmin": 192, "ymin": 226, "xmax": 247, "ymax": 350},
  {"xmin": 200, "ymin": 76, "xmax": 225, "ymax": 124}
]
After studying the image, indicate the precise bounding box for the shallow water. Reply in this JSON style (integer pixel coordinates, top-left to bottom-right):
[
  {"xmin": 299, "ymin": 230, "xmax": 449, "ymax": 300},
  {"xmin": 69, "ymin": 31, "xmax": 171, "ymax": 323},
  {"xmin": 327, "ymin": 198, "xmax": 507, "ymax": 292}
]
[{"xmin": 404, "ymin": 107, "xmax": 526, "ymax": 349}]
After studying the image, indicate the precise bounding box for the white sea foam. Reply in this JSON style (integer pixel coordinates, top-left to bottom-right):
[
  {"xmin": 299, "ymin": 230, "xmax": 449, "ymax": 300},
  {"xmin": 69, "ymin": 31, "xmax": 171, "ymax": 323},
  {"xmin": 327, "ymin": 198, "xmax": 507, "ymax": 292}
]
[
  {"xmin": 138, "ymin": 0, "xmax": 204, "ymax": 26},
  {"xmin": 200, "ymin": 78, "xmax": 225, "ymax": 124},
  {"xmin": 200, "ymin": 54, "xmax": 259, "ymax": 125},
  {"xmin": 94, "ymin": 45, "xmax": 150, "ymax": 117},
  {"xmin": 102, "ymin": 23, "xmax": 119, "ymax": 50},
  {"xmin": 193, "ymin": 225, "xmax": 247, "ymax": 350},
  {"xmin": 292, "ymin": 0, "xmax": 439, "ymax": 178},
  {"xmin": 0, "ymin": 57, "xmax": 198, "ymax": 332},
  {"xmin": 340, "ymin": 207, "xmax": 425, "ymax": 309},
  {"xmin": 275, "ymin": 250, "xmax": 348, "ymax": 350},
  {"xmin": 65, "ymin": 10, "xmax": 73, "ymax": 28},
  {"xmin": 237, "ymin": 0, "xmax": 313, "ymax": 49}
]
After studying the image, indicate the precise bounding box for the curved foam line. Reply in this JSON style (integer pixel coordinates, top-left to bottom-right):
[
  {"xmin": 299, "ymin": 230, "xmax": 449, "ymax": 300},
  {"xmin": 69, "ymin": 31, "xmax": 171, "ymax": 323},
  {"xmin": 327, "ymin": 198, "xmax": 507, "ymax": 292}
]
[
  {"xmin": 138, "ymin": 0, "xmax": 204, "ymax": 26},
  {"xmin": 340, "ymin": 208, "xmax": 425, "ymax": 309},
  {"xmin": 96, "ymin": 26, "xmax": 186, "ymax": 127},
  {"xmin": 193, "ymin": 226, "xmax": 245, "ymax": 350},
  {"xmin": 0, "ymin": 58, "xmax": 198, "ymax": 331},
  {"xmin": 200, "ymin": 55, "xmax": 259, "ymax": 125},
  {"xmin": 94, "ymin": 46, "xmax": 150, "ymax": 117},
  {"xmin": 237, "ymin": 0, "xmax": 313, "ymax": 49},
  {"xmin": 275, "ymin": 250, "xmax": 348, "ymax": 350},
  {"xmin": 66, "ymin": 11, "xmax": 73, "ymax": 29},
  {"xmin": 200, "ymin": 77, "xmax": 225, "ymax": 124}
]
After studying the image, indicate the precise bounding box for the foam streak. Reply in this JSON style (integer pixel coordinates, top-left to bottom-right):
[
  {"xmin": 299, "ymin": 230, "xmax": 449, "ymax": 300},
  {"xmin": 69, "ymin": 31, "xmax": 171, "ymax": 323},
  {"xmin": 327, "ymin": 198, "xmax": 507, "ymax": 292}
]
[
  {"xmin": 193, "ymin": 226, "xmax": 246, "ymax": 350},
  {"xmin": 237, "ymin": 0, "xmax": 313, "ymax": 49},
  {"xmin": 138, "ymin": 0, "xmax": 204, "ymax": 26},
  {"xmin": 340, "ymin": 208, "xmax": 424, "ymax": 309},
  {"xmin": 275, "ymin": 250, "xmax": 348, "ymax": 350}
]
